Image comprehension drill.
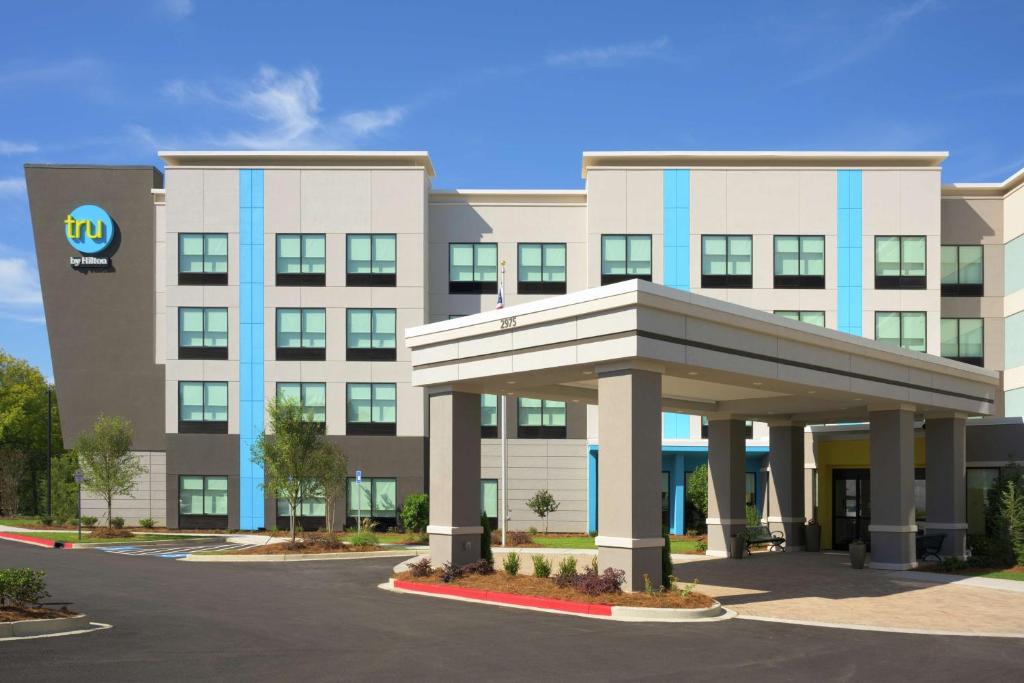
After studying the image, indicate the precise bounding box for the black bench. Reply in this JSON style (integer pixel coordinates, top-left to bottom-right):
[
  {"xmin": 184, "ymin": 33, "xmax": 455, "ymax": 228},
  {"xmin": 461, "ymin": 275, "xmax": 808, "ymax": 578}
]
[
  {"xmin": 916, "ymin": 533, "xmax": 946, "ymax": 563},
  {"xmin": 744, "ymin": 525, "xmax": 785, "ymax": 555}
]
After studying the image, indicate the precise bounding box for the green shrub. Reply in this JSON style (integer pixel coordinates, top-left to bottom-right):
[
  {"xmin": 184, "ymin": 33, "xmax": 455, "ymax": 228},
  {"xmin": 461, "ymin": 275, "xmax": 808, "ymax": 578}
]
[
  {"xmin": 506, "ymin": 530, "xmax": 533, "ymax": 546},
  {"xmin": 400, "ymin": 493, "xmax": 429, "ymax": 533},
  {"xmin": 139, "ymin": 518, "xmax": 155, "ymax": 529},
  {"xmin": 480, "ymin": 514, "xmax": 493, "ymax": 565},
  {"xmin": 688, "ymin": 464, "xmax": 708, "ymax": 529},
  {"xmin": 409, "ymin": 557, "xmax": 434, "ymax": 578},
  {"xmin": 0, "ymin": 568, "xmax": 49, "ymax": 607},
  {"xmin": 80, "ymin": 516, "xmax": 98, "ymax": 528},
  {"xmin": 349, "ymin": 530, "xmax": 378, "ymax": 547},
  {"xmin": 661, "ymin": 526, "xmax": 674, "ymax": 590},
  {"xmin": 532, "ymin": 554, "xmax": 551, "ymax": 578},
  {"xmin": 525, "ymin": 489, "xmax": 560, "ymax": 533},
  {"xmin": 1001, "ymin": 481, "xmax": 1024, "ymax": 566},
  {"xmin": 39, "ymin": 515, "xmax": 53, "ymax": 527},
  {"xmin": 503, "ymin": 552, "xmax": 520, "ymax": 576},
  {"xmin": 110, "ymin": 516, "xmax": 125, "ymax": 529},
  {"xmin": 745, "ymin": 504, "xmax": 760, "ymax": 528},
  {"xmin": 555, "ymin": 556, "xmax": 577, "ymax": 587}
]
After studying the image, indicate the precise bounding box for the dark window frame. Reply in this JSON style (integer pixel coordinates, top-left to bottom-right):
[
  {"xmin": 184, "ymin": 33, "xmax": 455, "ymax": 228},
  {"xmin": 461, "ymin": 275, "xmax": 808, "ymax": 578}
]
[
  {"xmin": 448, "ymin": 243, "xmax": 499, "ymax": 294},
  {"xmin": 275, "ymin": 382, "xmax": 327, "ymax": 428},
  {"xmin": 701, "ymin": 234, "xmax": 753, "ymax": 289},
  {"xmin": 481, "ymin": 394, "xmax": 499, "ymax": 438},
  {"xmin": 874, "ymin": 311, "xmax": 928, "ymax": 352},
  {"xmin": 941, "ymin": 245, "xmax": 984, "ymax": 297},
  {"xmin": 346, "ymin": 382, "xmax": 397, "ymax": 436},
  {"xmin": 773, "ymin": 310, "xmax": 826, "ymax": 327},
  {"xmin": 275, "ymin": 234, "xmax": 326, "ymax": 286},
  {"xmin": 874, "ymin": 236, "xmax": 927, "ymax": 290},
  {"xmin": 940, "ymin": 317, "xmax": 984, "ymax": 367},
  {"xmin": 275, "ymin": 308, "xmax": 327, "ymax": 361},
  {"xmin": 178, "ymin": 474, "xmax": 229, "ymax": 519},
  {"xmin": 516, "ymin": 398, "xmax": 567, "ymax": 439},
  {"xmin": 346, "ymin": 234, "xmax": 397, "ymax": 287},
  {"xmin": 600, "ymin": 234, "xmax": 653, "ymax": 286},
  {"xmin": 345, "ymin": 477, "xmax": 398, "ymax": 526},
  {"xmin": 517, "ymin": 242, "xmax": 568, "ymax": 294},
  {"xmin": 700, "ymin": 417, "xmax": 754, "ymax": 440},
  {"xmin": 773, "ymin": 235, "xmax": 825, "ymax": 289},
  {"xmin": 178, "ymin": 233, "xmax": 228, "ymax": 285},
  {"xmin": 345, "ymin": 308, "xmax": 397, "ymax": 361},
  {"xmin": 178, "ymin": 381, "xmax": 228, "ymax": 434},
  {"xmin": 178, "ymin": 307, "xmax": 229, "ymax": 360}
]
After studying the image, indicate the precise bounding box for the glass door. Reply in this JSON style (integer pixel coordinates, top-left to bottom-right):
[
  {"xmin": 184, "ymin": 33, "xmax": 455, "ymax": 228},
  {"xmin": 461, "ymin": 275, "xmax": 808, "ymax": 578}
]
[{"xmin": 832, "ymin": 469, "xmax": 870, "ymax": 550}]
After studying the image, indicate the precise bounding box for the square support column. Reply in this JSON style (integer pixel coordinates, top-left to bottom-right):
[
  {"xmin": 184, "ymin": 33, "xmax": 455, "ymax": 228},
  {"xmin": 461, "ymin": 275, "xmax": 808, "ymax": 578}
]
[
  {"xmin": 869, "ymin": 408, "xmax": 917, "ymax": 570},
  {"xmin": 427, "ymin": 390, "xmax": 483, "ymax": 567},
  {"xmin": 706, "ymin": 418, "xmax": 747, "ymax": 558},
  {"xmin": 596, "ymin": 368, "xmax": 664, "ymax": 592},
  {"xmin": 767, "ymin": 424, "xmax": 806, "ymax": 550},
  {"xmin": 924, "ymin": 414, "xmax": 968, "ymax": 558}
]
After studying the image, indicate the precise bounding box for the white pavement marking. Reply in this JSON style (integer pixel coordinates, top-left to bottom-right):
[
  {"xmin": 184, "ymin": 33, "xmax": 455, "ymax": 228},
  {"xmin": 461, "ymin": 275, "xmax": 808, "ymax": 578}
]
[
  {"xmin": 0, "ymin": 622, "xmax": 113, "ymax": 642},
  {"xmin": 735, "ymin": 614, "xmax": 1024, "ymax": 639}
]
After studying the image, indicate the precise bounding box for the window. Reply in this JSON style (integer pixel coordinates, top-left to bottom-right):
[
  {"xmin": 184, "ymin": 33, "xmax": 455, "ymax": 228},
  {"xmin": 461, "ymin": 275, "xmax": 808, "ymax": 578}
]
[
  {"xmin": 449, "ymin": 243, "xmax": 498, "ymax": 293},
  {"xmin": 276, "ymin": 234, "xmax": 325, "ymax": 286},
  {"xmin": 346, "ymin": 234, "xmax": 396, "ymax": 287},
  {"xmin": 517, "ymin": 398, "xmax": 566, "ymax": 439},
  {"xmin": 967, "ymin": 468, "xmax": 1000, "ymax": 535},
  {"xmin": 276, "ymin": 489, "xmax": 326, "ymax": 519},
  {"xmin": 941, "ymin": 245, "xmax": 983, "ymax": 296},
  {"xmin": 774, "ymin": 310, "xmax": 826, "ymax": 327},
  {"xmin": 518, "ymin": 243, "xmax": 567, "ymax": 294},
  {"xmin": 178, "ymin": 233, "xmax": 228, "ymax": 285},
  {"xmin": 701, "ymin": 235, "xmax": 753, "ymax": 288},
  {"xmin": 346, "ymin": 309, "xmax": 396, "ymax": 361},
  {"xmin": 875, "ymin": 236, "xmax": 926, "ymax": 289},
  {"xmin": 179, "ymin": 475, "xmax": 228, "ymax": 517},
  {"xmin": 276, "ymin": 383, "xmax": 326, "ymax": 425},
  {"xmin": 875, "ymin": 311, "xmax": 926, "ymax": 352},
  {"xmin": 481, "ymin": 394, "xmax": 498, "ymax": 438},
  {"xmin": 178, "ymin": 307, "xmax": 228, "ymax": 359},
  {"xmin": 178, "ymin": 381, "xmax": 228, "ymax": 433},
  {"xmin": 276, "ymin": 308, "xmax": 326, "ymax": 360},
  {"xmin": 941, "ymin": 318, "xmax": 984, "ymax": 366},
  {"xmin": 914, "ymin": 468, "xmax": 926, "ymax": 522},
  {"xmin": 346, "ymin": 383, "xmax": 396, "ymax": 435},
  {"xmin": 346, "ymin": 477, "xmax": 396, "ymax": 523},
  {"xmin": 601, "ymin": 235, "xmax": 652, "ymax": 285},
  {"xmin": 774, "ymin": 236, "xmax": 824, "ymax": 288},
  {"xmin": 481, "ymin": 479, "xmax": 498, "ymax": 524},
  {"xmin": 700, "ymin": 417, "xmax": 754, "ymax": 439}
]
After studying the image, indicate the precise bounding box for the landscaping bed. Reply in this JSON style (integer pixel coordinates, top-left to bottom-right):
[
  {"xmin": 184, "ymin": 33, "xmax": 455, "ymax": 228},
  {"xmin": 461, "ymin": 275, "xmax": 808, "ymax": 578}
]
[
  {"xmin": 491, "ymin": 531, "xmax": 708, "ymax": 555},
  {"xmin": 226, "ymin": 541, "xmax": 385, "ymax": 555},
  {"xmin": 0, "ymin": 605, "xmax": 79, "ymax": 623}
]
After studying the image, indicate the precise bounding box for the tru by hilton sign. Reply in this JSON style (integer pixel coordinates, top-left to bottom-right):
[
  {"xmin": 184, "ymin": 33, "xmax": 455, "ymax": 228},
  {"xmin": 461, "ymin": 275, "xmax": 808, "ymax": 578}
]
[{"xmin": 64, "ymin": 204, "xmax": 116, "ymax": 268}]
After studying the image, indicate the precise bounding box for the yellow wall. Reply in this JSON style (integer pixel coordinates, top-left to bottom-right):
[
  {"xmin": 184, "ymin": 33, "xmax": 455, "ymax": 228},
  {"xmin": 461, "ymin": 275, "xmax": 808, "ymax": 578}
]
[{"xmin": 815, "ymin": 436, "xmax": 926, "ymax": 549}]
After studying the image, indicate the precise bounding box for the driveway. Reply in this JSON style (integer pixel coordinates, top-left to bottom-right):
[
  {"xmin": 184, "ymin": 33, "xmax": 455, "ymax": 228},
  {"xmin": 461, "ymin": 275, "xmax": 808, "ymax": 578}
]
[{"xmin": 2, "ymin": 543, "xmax": 1022, "ymax": 682}]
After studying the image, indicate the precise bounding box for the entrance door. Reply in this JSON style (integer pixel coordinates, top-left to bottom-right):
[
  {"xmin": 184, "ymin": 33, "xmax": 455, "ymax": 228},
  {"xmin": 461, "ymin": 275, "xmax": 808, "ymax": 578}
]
[
  {"xmin": 832, "ymin": 469, "xmax": 870, "ymax": 550},
  {"xmin": 661, "ymin": 471, "xmax": 671, "ymax": 530}
]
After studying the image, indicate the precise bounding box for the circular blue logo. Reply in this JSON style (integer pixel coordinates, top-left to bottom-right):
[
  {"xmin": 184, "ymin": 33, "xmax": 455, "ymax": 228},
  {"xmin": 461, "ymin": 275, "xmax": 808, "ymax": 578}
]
[{"xmin": 65, "ymin": 205, "xmax": 115, "ymax": 254}]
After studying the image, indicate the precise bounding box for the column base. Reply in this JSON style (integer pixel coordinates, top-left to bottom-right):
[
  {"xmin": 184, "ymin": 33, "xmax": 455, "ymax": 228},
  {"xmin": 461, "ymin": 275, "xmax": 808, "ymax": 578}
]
[
  {"xmin": 706, "ymin": 519, "xmax": 746, "ymax": 558},
  {"xmin": 428, "ymin": 525, "xmax": 483, "ymax": 567},
  {"xmin": 868, "ymin": 560, "xmax": 919, "ymax": 571},
  {"xmin": 869, "ymin": 527, "xmax": 916, "ymax": 570},
  {"xmin": 598, "ymin": 545, "xmax": 663, "ymax": 592}
]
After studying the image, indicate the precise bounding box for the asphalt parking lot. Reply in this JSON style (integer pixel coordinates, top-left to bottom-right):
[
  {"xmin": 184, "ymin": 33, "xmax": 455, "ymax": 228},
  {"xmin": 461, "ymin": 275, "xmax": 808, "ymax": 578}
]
[{"xmin": 2, "ymin": 542, "xmax": 1022, "ymax": 682}]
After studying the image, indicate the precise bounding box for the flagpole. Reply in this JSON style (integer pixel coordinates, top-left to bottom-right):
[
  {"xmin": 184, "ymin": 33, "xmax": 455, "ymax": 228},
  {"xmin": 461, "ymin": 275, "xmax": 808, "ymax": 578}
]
[{"xmin": 497, "ymin": 260, "xmax": 508, "ymax": 548}]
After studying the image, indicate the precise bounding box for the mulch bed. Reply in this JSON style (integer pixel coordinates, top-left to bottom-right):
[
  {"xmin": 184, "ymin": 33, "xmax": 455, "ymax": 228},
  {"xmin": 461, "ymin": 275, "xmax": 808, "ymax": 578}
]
[
  {"xmin": 226, "ymin": 542, "xmax": 384, "ymax": 555},
  {"xmin": 0, "ymin": 606, "xmax": 78, "ymax": 623},
  {"xmin": 395, "ymin": 570, "xmax": 715, "ymax": 609},
  {"xmin": 917, "ymin": 563, "xmax": 1024, "ymax": 576}
]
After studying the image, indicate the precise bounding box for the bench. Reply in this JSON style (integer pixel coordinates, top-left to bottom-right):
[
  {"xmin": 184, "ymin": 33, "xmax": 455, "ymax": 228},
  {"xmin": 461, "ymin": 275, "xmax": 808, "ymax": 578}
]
[
  {"xmin": 916, "ymin": 533, "xmax": 946, "ymax": 563},
  {"xmin": 744, "ymin": 525, "xmax": 785, "ymax": 555}
]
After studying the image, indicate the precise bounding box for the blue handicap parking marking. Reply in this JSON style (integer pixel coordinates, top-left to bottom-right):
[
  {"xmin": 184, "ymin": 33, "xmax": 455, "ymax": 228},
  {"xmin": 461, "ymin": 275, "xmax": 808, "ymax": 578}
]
[
  {"xmin": 101, "ymin": 546, "xmax": 140, "ymax": 552},
  {"xmin": 159, "ymin": 553, "xmax": 189, "ymax": 558}
]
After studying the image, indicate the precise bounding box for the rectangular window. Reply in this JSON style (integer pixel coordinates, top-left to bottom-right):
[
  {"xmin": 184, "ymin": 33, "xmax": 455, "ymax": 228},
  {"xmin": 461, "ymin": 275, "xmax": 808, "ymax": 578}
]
[
  {"xmin": 178, "ymin": 307, "xmax": 229, "ymax": 359},
  {"xmin": 967, "ymin": 468, "xmax": 1000, "ymax": 535},
  {"xmin": 875, "ymin": 311, "xmax": 927, "ymax": 352},
  {"xmin": 774, "ymin": 235, "xmax": 825, "ymax": 288},
  {"xmin": 449, "ymin": 243, "xmax": 498, "ymax": 293},
  {"xmin": 774, "ymin": 310, "xmax": 826, "ymax": 327},
  {"xmin": 518, "ymin": 243, "xmax": 567, "ymax": 294},
  {"xmin": 179, "ymin": 475, "xmax": 228, "ymax": 517},
  {"xmin": 914, "ymin": 468, "xmax": 927, "ymax": 522},
  {"xmin": 940, "ymin": 318, "xmax": 984, "ymax": 366},
  {"xmin": 178, "ymin": 233, "xmax": 228, "ymax": 285},
  {"xmin": 276, "ymin": 308, "xmax": 326, "ymax": 360},
  {"xmin": 276, "ymin": 234, "xmax": 326, "ymax": 286},
  {"xmin": 346, "ymin": 309, "xmax": 396, "ymax": 361},
  {"xmin": 346, "ymin": 477, "xmax": 397, "ymax": 522},
  {"xmin": 276, "ymin": 382, "xmax": 327, "ymax": 426},
  {"xmin": 481, "ymin": 394, "xmax": 498, "ymax": 438},
  {"xmin": 481, "ymin": 479, "xmax": 498, "ymax": 521},
  {"xmin": 346, "ymin": 234, "xmax": 396, "ymax": 287},
  {"xmin": 745, "ymin": 472, "xmax": 757, "ymax": 507},
  {"xmin": 941, "ymin": 245, "xmax": 983, "ymax": 296},
  {"xmin": 178, "ymin": 381, "xmax": 228, "ymax": 433},
  {"xmin": 701, "ymin": 235, "xmax": 753, "ymax": 288},
  {"xmin": 517, "ymin": 398, "xmax": 566, "ymax": 439},
  {"xmin": 874, "ymin": 236, "xmax": 926, "ymax": 289},
  {"xmin": 276, "ymin": 487, "xmax": 326, "ymax": 519},
  {"xmin": 601, "ymin": 235, "xmax": 652, "ymax": 285},
  {"xmin": 700, "ymin": 417, "xmax": 754, "ymax": 439},
  {"xmin": 346, "ymin": 383, "xmax": 397, "ymax": 435}
]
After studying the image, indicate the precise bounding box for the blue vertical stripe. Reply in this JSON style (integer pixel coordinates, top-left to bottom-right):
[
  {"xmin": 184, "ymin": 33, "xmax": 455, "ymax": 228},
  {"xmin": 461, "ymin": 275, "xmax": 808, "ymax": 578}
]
[
  {"xmin": 663, "ymin": 170, "xmax": 691, "ymax": 439},
  {"xmin": 837, "ymin": 170, "xmax": 863, "ymax": 336},
  {"xmin": 587, "ymin": 447, "xmax": 598, "ymax": 534},
  {"xmin": 239, "ymin": 169, "xmax": 265, "ymax": 530}
]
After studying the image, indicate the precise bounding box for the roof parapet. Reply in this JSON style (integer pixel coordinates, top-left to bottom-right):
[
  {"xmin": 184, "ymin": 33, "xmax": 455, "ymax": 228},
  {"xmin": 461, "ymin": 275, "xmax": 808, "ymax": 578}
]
[{"xmin": 158, "ymin": 150, "xmax": 435, "ymax": 177}]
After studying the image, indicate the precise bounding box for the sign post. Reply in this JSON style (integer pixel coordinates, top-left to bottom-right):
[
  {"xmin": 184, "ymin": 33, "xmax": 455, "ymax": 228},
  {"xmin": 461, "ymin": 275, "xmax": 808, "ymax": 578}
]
[
  {"xmin": 355, "ymin": 470, "xmax": 363, "ymax": 531},
  {"xmin": 74, "ymin": 469, "xmax": 84, "ymax": 541}
]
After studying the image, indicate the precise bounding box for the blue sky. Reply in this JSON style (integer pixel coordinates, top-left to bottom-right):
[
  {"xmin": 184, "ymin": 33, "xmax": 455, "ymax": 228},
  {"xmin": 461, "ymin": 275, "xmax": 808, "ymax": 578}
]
[{"xmin": 1, "ymin": 0, "xmax": 1022, "ymax": 379}]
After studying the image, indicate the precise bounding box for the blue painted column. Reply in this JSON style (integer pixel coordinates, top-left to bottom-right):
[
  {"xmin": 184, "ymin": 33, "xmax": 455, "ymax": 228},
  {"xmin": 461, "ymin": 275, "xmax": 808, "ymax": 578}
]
[
  {"xmin": 239, "ymin": 169, "xmax": 265, "ymax": 530},
  {"xmin": 587, "ymin": 447, "xmax": 598, "ymax": 534},
  {"xmin": 837, "ymin": 170, "xmax": 863, "ymax": 336},
  {"xmin": 670, "ymin": 452, "xmax": 685, "ymax": 535},
  {"xmin": 663, "ymin": 169, "xmax": 691, "ymax": 439}
]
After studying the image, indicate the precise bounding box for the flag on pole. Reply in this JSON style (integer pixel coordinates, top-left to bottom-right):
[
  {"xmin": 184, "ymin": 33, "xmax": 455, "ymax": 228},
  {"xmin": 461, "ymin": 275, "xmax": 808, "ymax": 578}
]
[{"xmin": 496, "ymin": 259, "xmax": 505, "ymax": 309}]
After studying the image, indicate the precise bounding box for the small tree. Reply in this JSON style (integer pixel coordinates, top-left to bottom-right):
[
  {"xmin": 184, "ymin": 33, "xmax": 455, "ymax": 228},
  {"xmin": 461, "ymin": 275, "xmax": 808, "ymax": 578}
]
[
  {"xmin": 526, "ymin": 489, "xmax": 560, "ymax": 534},
  {"xmin": 1000, "ymin": 481, "xmax": 1024, "ymax": 566},
  {"xmin": 312, "ymin": 445, "xmax": 348, "ymax": 535},
  {"xmin": 0, "ymin": 448, "xmax": 27, "ymax": 515},
  {"xmin": 400, "ymin": 493, "xmax": 429, "ymax": 533},
  {"xmin": 688, "ymin": 464, "xmax": 709, "ymax": 524},
  {"xmin": 74, "ymin": 416, "xmax": 143, "ymax": 528},
  {"xmin": 251, "ymin": 397, "xmax": 331, "ymax": 543},
  {"xmin": 480, "ymin": 513, "xmax": 493, "ymax": 565}
]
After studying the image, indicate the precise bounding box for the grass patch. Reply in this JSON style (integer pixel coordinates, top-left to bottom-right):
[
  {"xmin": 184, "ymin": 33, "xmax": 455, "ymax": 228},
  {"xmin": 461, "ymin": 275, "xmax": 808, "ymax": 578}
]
[
  {"xmin": 980, "ymin": 570, "xmax": 1024, "ymax": 581},
  {"xmin": 530, "ymin": 534, "xmax": 704, "ymax": 554},
  {"xmin": 7, "ymin": 531, "xmax": 203, "ymax": 544},
  {"xmin": 0, "ymin": 517, "xmax": 44, "ymax": 528}
]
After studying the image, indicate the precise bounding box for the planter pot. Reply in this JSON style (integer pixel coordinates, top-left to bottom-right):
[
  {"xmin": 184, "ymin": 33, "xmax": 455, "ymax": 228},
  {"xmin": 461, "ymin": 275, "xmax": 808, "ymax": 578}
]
[
  {"xmin": 849, "ymin": 541, "xmax": 867, "ymax": 569},
  {"xmin": 804, "ymin": 524, "xmax": 821, "ymax": 552},
  {"xmin": 729, "ymin": 534, "xmax": 745, "ymax": 559}
]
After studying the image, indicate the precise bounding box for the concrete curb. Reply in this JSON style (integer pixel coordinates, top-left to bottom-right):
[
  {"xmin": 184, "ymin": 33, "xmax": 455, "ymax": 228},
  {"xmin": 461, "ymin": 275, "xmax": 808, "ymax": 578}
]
[
  {"xmin": 184, "ymin": 549, "xmax": 421, "ymax": 562},
  {"xmin": 0, "ymin": 613, "xmax": 89, "ymax": 637},
  {"xmin": 897, "ymin": 569, "xmax": 1024, "ymax": 594},
  {"xmin": 0, "ymin": 532, "xmax": 68, "ymax": 549},
  {"xmin": 384, "ymin": 578, "xmax": 732, "ymax": 623}
]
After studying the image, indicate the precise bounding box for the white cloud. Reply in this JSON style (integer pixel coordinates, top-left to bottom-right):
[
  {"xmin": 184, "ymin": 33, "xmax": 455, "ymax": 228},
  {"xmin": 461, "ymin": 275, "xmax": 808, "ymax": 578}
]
[
  {"xmin": 0, "ymin": 177, "xmax": 26, "ymax": 196},
  {"xmin": 546, "ymin": 37, "xmax": 670, "ymax": 67},
  {"xmin": 0, "ymin": 140, "xmax": 37, "ymax": 155},
  {"xmin": 154, "ymin": 67, "xmax": 408, "ymax": 149},
  {"xmin": 0, "ymin": 256, "xmax": 42, "ymax": 306},
  {"xmin": 160, "ymin": 0, "xmax": 194, "ymax": 18}
]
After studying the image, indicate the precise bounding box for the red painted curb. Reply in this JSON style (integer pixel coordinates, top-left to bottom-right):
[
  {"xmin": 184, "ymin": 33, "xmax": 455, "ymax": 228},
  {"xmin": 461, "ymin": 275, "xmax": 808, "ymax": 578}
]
[
  {"xmin": 393, "ymin": 579, "xmax": 613, "ymax": 616},
  {"xmin": 0, "ymin": 532, "xmax": 65, "ymax": 548}
]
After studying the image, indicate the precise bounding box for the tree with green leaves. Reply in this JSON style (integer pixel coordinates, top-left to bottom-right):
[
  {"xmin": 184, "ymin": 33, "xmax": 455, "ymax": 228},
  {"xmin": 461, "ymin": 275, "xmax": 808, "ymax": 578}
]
[
  {"xmin": 1000, "ymin": 480, "xmax": 1024, "ymax": 566},
  {"xmin": 251, "ymin": 396, "xmax": 338, "ymax": 542},
  {"xmin": 311, "ymin": 443, "xmax": 348, "ymax": 534},
  {"xmin": 688, "ymin": 464, "xmax": 709, "ymax": 528},
  {"xmin": 525, "ymin": 489, "xmax": 560, "ymax": 533},
  {"xmin": 74, "ymin": 415, "xmax": 143, "ymax": 528}
]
